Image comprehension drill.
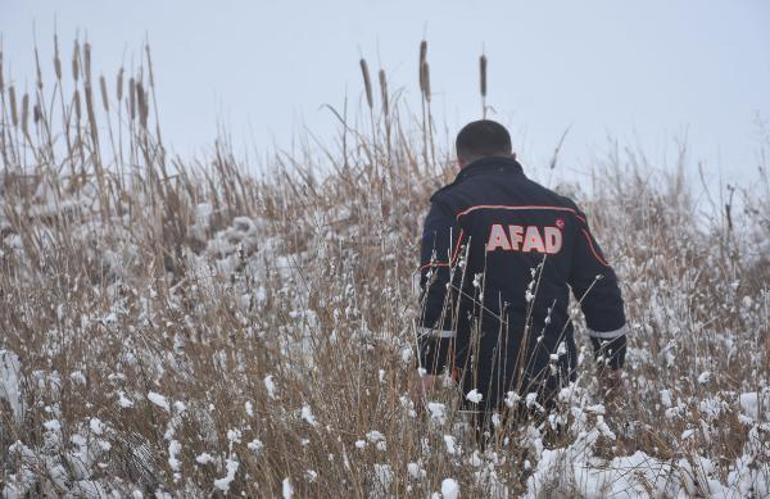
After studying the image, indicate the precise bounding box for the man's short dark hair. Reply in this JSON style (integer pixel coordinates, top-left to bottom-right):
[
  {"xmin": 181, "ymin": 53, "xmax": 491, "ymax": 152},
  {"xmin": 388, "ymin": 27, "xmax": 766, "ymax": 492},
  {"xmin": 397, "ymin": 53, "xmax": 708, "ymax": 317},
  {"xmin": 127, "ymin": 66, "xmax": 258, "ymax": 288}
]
[{"xmin": 456, "ymin": 120, "xmax": 512, "ymax": 162}]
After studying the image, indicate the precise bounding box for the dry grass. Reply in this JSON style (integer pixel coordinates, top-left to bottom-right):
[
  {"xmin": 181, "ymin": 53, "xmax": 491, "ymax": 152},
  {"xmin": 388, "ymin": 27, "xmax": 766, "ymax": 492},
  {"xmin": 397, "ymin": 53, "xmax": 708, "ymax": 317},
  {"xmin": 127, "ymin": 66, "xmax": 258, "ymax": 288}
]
[{"xmin": 0, "ymin": 36, "xmax": 769, "ymax": 497}]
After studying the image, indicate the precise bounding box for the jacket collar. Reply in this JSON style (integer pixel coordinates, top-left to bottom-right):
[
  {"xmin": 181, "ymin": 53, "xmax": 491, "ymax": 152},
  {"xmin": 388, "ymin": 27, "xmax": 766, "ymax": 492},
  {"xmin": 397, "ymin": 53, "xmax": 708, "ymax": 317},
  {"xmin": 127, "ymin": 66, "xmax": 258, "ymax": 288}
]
[{"xmin": 454, "ymin": 155, "xmax": 524, "ymax": 183}]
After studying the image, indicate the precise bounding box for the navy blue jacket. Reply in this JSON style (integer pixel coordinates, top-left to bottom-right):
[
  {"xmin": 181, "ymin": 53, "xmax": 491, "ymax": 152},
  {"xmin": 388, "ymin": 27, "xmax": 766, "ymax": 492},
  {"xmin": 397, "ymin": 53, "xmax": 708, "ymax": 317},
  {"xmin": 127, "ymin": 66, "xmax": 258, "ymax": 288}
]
[{"xmin": 418, "ymin": 156, "xmax": 627, "ymax": 411}]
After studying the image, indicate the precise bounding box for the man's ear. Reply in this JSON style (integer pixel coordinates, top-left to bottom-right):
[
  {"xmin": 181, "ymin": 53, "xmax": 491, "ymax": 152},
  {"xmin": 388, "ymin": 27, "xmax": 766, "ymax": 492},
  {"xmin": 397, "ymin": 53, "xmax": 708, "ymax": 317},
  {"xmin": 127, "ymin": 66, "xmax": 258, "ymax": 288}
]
[{"xmin": 512, "ymin": 152, "xmax": 517, "ymax": 160}]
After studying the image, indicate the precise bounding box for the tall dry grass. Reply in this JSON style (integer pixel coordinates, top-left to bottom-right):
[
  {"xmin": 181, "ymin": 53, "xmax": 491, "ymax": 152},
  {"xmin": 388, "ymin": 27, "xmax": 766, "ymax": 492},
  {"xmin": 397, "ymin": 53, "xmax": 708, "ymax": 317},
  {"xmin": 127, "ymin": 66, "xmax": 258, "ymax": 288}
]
[{"xmin": 0, "ymin": 36, "xmax": 768, "ymax": 497}]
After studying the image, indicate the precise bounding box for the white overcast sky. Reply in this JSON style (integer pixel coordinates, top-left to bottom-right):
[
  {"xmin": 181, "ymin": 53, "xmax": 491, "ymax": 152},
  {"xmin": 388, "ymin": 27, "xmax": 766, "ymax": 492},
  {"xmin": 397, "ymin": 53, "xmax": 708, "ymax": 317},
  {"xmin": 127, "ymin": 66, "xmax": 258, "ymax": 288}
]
[{"xmin": 2, "ymin": 0, "xmax": 769, "ymax": 186}]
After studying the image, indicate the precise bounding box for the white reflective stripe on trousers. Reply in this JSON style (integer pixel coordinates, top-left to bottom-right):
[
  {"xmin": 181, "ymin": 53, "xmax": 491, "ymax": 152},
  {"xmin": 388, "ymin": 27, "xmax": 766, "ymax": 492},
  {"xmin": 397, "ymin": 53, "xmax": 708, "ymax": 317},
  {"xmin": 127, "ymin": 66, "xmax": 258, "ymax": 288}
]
[{"xmin": 587, "ymin": 324, "xmax": 628, "ymax": 339}]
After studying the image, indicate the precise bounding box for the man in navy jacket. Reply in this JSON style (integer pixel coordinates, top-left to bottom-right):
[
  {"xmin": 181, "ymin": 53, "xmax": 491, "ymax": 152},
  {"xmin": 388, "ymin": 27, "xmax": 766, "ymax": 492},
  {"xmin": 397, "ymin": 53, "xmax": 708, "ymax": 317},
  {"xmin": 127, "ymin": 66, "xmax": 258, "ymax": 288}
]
[{"xmin": 417, "ymin": 120, "xmax": 627, "ymax": 423}]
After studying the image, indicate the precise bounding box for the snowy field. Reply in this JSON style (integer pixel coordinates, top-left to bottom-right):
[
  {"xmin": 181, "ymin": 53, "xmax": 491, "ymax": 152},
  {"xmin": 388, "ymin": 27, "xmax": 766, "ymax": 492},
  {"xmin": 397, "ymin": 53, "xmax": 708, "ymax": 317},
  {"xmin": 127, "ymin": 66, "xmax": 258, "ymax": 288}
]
[{"xmin": 1, "ymin": 40, "xmax": 769, "ymax": 497}]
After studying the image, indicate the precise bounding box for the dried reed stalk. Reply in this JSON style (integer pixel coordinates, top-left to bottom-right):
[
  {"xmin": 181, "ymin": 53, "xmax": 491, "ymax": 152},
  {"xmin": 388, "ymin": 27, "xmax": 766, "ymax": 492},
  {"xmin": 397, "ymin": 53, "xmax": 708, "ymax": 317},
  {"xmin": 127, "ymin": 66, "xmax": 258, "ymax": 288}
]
[
  {"xmin": 0, "ymin": 46, "xmax": 4, "ymax": 93},
  {"xmin": 34, "ymin": 47, "xmax": 43, "ymax": 92}
]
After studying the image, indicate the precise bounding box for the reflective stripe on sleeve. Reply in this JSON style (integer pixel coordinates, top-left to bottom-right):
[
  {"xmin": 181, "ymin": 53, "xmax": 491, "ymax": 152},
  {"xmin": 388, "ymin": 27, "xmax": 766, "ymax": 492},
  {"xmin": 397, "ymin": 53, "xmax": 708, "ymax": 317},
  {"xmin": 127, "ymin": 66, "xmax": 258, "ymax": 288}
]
[
  {"xmin": 417, "ymin": 327, "xmax": 456, "ymax": 339},
  {"xmin": 587, "ymin": 324, "xmax": 628, "ymax": 339}
]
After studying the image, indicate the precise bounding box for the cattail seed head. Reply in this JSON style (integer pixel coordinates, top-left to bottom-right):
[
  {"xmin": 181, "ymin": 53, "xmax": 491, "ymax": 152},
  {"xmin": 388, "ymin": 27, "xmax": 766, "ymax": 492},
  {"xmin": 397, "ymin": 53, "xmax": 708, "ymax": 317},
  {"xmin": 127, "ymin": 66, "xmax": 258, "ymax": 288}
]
[
  {"xmin": 9, "ymin": 85, "xmax": 18, "ymax": 127},
  {"xmin": 72, "ymin": 40, "xmax": 80, "ymax": 82},
  {"xmin": 84, "ymin": 42, "xmax": 92, "ymax": 84},
  {"xmin": 53, "ymin": 33, "xmax": 62, "ymax": 80},
  {"xmin": 116, "ymin": 67, "xmax": 124, "ymax": 101},
  {"xmin": 99, "ymin": 75, "xmax": 109, "ymax": 112},
  {"xmin": 480, "ymin": 54, "xmax": 487, "ymax": 98},
  {"xmin": 421, "ymin": 62, "xmax": 431, "ymax": 102},
  {"xmin": 136, "ymin": 81, "xmax": 148, "ymax": 128},
  {"xmin": 378, "ymin": 69, "xmax": 389, "ymax": 117},
  {"xmin": 359, "ymin": 58, "xmax": 373, "ymax": 110},
  {"xmin": 128, "ymin": 77, "xmax": 136, "ymax": 121},
  {"xmin": 21, "ymin": 93, "xmax": 29, "ymax": 134},
  {"xmin": 33, "ymin": 104, "xmax": 42, "ymax": 124},
  {"xmin": 145, "ymin": 44, "xmax": 155, "ymax": 88},
  {"xmin": 73, "ymin": 89, "xmax": 82, "ymax": 122},
  {"xmin": 419, "ymin": 40, "xmax": 428, "ymax": 91},
  {"xmin": 85, "ymin": 83, "xmax": 97, "ymax": 137}
]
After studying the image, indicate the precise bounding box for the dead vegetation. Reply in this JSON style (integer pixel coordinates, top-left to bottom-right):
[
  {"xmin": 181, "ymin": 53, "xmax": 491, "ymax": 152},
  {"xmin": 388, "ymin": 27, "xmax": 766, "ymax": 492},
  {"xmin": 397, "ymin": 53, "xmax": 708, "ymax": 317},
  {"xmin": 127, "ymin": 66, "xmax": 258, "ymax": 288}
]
[{"xmin": 0, "ymin": 36, "xmax": 768, "ymax": 497}]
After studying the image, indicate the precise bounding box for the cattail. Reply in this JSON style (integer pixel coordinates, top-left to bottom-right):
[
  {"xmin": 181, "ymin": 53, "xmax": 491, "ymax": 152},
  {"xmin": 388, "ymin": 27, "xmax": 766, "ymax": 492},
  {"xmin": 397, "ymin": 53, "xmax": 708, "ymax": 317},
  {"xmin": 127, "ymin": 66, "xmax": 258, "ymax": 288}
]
[
  {"xmin": 53, "ymin": 33, "xmax": 62, "ymax": 80},
  {"xmin": 480, "ymin": 53, "xmax": 488, "ymax": 118},
  {"xmin": 72, "ymin": 39, "xmax": 80, "ymax": 82},
  {"xmin": 145, "ymin": 44, "xmax": 155, "ymax": 88},
  {"xmin": 136, "ymin": 81, "xmax": 148, "ymax": 128},
  {"xmin": 100, "ymin": 75, "xmax": 109, "ymax": 112},
  {"xmin": 359, "ymin": 58, "xmax": 373, "ymax": 110},
  {"xmin": 73, "ymin": 89, "xmax": 82, "ymax": 123},
  {"xmin": 84, "ymin": 42, "xmax": 92, "ymax": 84},
  {"xmin": 128, "ymin": 77, "xmax": 136, "ymax": 121},
  {"xmin": 479, "ymin": 54, "xmax": 487, "ymax": 98},
  {"xmin": 9, "ymin": 85, "xmax": 18, "ymax": 127},
  {"xmin": 33, "ymin": 103, "xmax": 42, "ymax": 124},
  {"xmin": 21, "ymin": 93, "xmax": 29, "ymax": 134},
  {"xmin": 85, "ymin": 83, "xmax": 98, "ymax": 141},
  {"xmin": 21, "ymin": 93, "xmax": 29, "ymax": 135},
  {"xmin": 116, "ymin": 67, "xmax": 124, "ymax": 101},
  {"xmin": 378, "ymin": 69, "xmax": 389, "ymax": 118},
  {"xmin": 421, "ymin": 62, "xmax": 431, "ymax": 102},
  {"xmin": 419, "ymin": 40, "xmax": 427, "ymax": 91},
  {"xmin": 0, "ymin": 48, "xmax": 4, "ymax": 93}
]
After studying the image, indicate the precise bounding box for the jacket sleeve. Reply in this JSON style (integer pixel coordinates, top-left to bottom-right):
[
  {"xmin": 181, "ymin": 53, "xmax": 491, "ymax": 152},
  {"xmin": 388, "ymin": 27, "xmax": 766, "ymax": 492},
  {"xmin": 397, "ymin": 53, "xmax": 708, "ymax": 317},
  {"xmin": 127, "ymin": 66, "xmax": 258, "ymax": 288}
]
[
  {"xmin": 568, "ymin": 206, "xmax": 628, "ymax": 369},
  {"xmin": 417, "ymin": 197, "xmax": 462, "ymax": 374}
]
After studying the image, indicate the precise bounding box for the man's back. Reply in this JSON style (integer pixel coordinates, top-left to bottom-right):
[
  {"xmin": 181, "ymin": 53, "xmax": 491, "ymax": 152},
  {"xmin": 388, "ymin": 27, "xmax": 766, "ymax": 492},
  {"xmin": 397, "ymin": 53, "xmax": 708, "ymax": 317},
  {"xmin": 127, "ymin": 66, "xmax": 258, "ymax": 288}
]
[{"xmin": 418, "ymin": 155, "xmax": 627, "ymax": 412}]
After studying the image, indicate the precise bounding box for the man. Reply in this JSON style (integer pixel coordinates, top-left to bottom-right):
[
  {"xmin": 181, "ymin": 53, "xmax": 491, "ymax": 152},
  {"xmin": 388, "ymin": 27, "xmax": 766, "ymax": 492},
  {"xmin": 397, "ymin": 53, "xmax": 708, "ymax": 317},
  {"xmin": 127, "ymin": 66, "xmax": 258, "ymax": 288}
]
[{"xmin": 416, "ymin": 120, "xmax": 627, "ymax": 432}]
